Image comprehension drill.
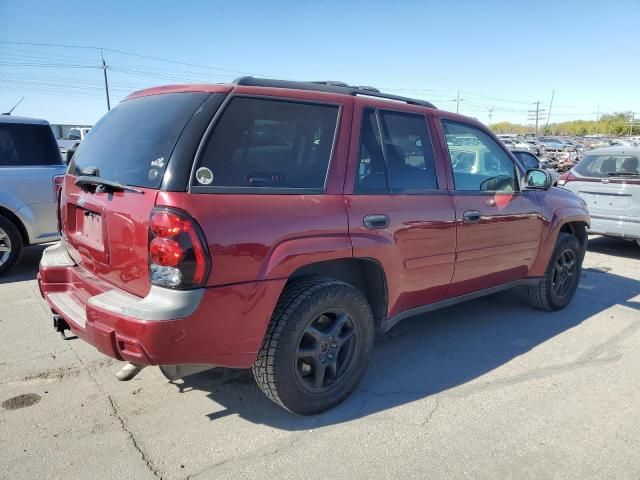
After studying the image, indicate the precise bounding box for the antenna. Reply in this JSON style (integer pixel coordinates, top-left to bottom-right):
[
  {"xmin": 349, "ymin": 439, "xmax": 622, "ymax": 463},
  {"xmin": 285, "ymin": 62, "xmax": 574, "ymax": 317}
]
[{"xmin": 2, "ymin": 97, "xmax": 24, "ymax": 115}]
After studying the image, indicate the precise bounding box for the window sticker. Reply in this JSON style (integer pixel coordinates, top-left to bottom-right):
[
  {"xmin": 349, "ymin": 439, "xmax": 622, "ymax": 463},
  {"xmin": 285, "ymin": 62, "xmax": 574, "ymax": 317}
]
[{"xmin": 195, "ymin": 167, "xmax": 214, "ymax": 185}]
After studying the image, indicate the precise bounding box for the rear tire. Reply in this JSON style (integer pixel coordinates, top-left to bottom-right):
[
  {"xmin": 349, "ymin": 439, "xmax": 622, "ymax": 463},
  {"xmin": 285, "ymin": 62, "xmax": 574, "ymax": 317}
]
[
  {"xmin": 252, "ymin": 277, "xmax": 375, "ymax": 415},
  {"xmin": 525, "ymin": 233, "xmax": 583, "ymax": 311},
  {"xmin": 0, "ymin": 215, "xmax": 23, "ymax": 276}
]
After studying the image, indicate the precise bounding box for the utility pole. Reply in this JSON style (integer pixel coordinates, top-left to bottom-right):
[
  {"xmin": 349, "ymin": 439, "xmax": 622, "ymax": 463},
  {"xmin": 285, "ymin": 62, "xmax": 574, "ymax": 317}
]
[
  {"xmin": 488, "ymin": 108, "xmax": 493, "ymax": 126},
  {"xmin": 528, "ymin": 101, "xmax": 546, "ymax": 136},
  {"xmin": 455, "ymin": 91, "xmax": 462, "ymax": 114},
  {"xmin": 629, "ymin": 112, "xmax": 637, "ymax": 136},
  {"xmin": 101, "ymin": 50, "xmax": 111, "ymax": 111},
  {"xmin": 545, "ymin": 89, "xmax": 554, "ymax": 128},
  {"xmin": 596, "ymin": 106, "xmax": 600, "ymax": 134}
]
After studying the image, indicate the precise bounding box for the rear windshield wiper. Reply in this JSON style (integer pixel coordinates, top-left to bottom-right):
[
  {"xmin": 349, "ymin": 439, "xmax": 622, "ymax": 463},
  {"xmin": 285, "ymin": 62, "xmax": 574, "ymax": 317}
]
[
  {"xmin": 75, "ymin": 175, "xmax": 144, "ymax": 194},
  {"xmin": 607, "ymin": 172, "xmax": 639, "ymax": 177}
]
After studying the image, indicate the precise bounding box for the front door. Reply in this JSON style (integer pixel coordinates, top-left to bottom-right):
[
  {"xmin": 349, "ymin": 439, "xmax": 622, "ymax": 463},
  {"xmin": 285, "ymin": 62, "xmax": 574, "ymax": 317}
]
[
  {"xmin": 346, "ymin": 105, "xmax": 456, "ymax": 318},
  {"xmin": 439, "ymin": 119, "xmax": 544, "ymax": 297}
]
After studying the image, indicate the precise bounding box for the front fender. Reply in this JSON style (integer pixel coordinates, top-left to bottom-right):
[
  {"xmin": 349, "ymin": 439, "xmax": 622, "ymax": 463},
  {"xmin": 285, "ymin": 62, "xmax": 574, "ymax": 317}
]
[{"xmin": 528, "ymin": 207, "xmax": 590, "ymax": 277}]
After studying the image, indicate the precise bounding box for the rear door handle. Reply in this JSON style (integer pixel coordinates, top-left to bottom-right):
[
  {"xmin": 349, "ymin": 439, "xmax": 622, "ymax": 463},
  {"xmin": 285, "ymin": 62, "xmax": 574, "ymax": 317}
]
[
  {"xmin": 363, "ymin": 214, "xmax": 389, "ymax": 229},
  {"xmin": 462, "ymin": 210, "xmax": 482, "ymax": 224}
]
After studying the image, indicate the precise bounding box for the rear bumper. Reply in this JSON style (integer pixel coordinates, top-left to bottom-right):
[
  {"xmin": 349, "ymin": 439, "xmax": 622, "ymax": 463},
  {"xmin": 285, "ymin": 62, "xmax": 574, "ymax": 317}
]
[
  {"xmin": 588, "ymin": 215, "xmax": 640, "ymax": 240},
  {"xmin": 38, "ymin": 242, "xmax": 286, "ymax": 368}
]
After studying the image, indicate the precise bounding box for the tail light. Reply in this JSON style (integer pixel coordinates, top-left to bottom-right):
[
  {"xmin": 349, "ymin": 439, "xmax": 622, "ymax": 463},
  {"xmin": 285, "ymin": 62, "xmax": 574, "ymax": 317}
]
[
  {"xmin": 148, "ymin": 208, "xmax": 210, "ymax": 289},
  {"xmin": 557, "ymin": 170, "xmax": 576, "ymax": 186},
  {"xmin": 53, "ymin": 175, "xmax": 65, "ymax": 200}
]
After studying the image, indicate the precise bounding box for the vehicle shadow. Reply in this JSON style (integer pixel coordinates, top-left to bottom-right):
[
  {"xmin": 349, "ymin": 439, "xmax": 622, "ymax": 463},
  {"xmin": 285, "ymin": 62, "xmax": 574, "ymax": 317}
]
[
  {"xmin": 587, "ymin": 235, "xmax": 640, "ymax": 260},
  {"xmin": 175, "ymin": 268, "xmax": 640, "ymax": 429},
  {"xmin": 0, "ymin": 244, "xmax": 48, "ymax": 285}
]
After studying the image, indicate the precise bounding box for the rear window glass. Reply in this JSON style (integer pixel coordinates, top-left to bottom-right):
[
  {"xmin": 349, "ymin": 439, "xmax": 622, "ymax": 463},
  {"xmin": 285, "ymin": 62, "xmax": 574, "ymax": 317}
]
[
  {"xmin": 0, "ymin": 123, "xmax": 61, "ymax": 166},
  {"xmin": 69, "ymin": 92, "xmax": 210, "ymax": 188},
  {"xmin": 194, "ymin": 97, "xmax": 339, "ymax": 191},
  {"xmin": 574, "ymin": 154, "xmax": 640, "ymax": 178}
]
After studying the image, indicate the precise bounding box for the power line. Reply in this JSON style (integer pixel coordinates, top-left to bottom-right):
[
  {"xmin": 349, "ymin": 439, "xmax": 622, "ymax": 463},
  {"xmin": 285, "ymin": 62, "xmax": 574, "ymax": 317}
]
[{"xmin": 0, "ymin": 40, "xmax": 267, "ymax": 76}]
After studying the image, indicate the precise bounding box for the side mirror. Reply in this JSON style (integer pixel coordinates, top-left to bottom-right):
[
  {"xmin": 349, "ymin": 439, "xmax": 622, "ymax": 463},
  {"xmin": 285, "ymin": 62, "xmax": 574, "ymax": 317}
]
[{"xmin": 524, "ymin": 168, "xmax": 552, "ymax": 190}]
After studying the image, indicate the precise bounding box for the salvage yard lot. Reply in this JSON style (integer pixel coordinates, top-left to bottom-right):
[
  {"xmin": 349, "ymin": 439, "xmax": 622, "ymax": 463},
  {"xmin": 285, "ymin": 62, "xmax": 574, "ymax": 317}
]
[{"xmin": 1, "ymin": 237, "xmax": 639, "ymax": 480}]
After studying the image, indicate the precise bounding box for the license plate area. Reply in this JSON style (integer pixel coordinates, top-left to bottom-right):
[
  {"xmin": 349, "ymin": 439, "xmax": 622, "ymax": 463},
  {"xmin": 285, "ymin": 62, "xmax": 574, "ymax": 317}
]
[
  {"xmin": 67, "ymin": 200, "xmax": 110, "ymax": 264},
  {"xmin": 77, "ymin": 209, "xmax": 104, "ymax": 248}
]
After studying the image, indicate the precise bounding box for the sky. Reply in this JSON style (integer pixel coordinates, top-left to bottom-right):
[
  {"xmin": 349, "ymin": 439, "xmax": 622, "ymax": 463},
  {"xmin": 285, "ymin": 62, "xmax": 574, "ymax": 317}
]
[{"xmin": 1, "ymin": 0, "xmax": 639, "ymax": 127}]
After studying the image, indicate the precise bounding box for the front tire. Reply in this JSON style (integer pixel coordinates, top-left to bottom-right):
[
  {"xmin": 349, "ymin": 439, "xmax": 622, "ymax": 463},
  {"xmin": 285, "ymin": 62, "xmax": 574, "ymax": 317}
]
[
  {"xmin": 252, "ymin": 277, "xmax": 375, "ymax": 415},
  {"xmin": 0, "ymin": 215, "xmax": 23, "ymax": 276},
  {"xmin": 525, "ymin": 233, "xmax": 583, "ymax": 311}
]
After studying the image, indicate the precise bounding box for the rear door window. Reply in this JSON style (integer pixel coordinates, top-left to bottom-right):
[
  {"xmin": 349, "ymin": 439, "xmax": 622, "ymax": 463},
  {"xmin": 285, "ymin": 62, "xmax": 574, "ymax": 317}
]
[
  {"xmin": 0, "ymin": 123, "xmax": 62, "ymax": 167},
  {"xmin": 356, "ymin": 108, "xmax": 438, "ymax": 193},
  {"xmin": 69, "ymin": 92, "xmax": 212, "ymax": 188},
  {"xmin": 194, "ymin": 97, "xmax": 340, "ymax": 191}
]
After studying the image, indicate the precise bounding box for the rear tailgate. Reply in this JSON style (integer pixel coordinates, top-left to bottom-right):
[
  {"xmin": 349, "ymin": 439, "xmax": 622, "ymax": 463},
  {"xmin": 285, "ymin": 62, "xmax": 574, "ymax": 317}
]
[
  {"xmin": 58, "ymin": 91, "xmax": 218, "ymax": 296},
  {"xmin": 567, "ymin": 180, "xmax": 640, "ymax": 219},
  {"xmin": 61, "ymin": 177, "xmax": 159, "ymax": 297}
]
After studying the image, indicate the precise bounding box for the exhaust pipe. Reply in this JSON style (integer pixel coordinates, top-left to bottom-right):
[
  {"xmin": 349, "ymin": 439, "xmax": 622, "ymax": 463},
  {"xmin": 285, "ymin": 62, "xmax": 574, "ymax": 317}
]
[{"xmin": 115, "ymin": 362, "xmax": 145, "ymax": 381}]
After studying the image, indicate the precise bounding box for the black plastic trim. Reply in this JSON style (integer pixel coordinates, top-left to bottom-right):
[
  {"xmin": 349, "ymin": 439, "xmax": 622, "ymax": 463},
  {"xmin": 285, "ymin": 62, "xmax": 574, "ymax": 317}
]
[
  {"xmin": 233, "ymin": 76, "xmax": 436, "ymax": 109},
  {"xmin": 381, "ymin": 278, "xmax": 542, "ymax": 333},
  {"xmin": 160, "ymin": 93, "xmax": 227, "ymax": 191}
]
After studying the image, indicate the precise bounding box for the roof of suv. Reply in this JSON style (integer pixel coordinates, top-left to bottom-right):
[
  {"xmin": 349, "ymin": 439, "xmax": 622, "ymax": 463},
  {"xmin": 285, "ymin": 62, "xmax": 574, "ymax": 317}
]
[
  {"xmin": 0, "ymin": 115, "xmax": 50, "ymax": 126},
  {"xmin": 583, "ymin": 146, "xmax": 640, "ymax": 156},
  {"xmin": 127, "ymin": 76, "xmax": 437, "ymax": 109}
]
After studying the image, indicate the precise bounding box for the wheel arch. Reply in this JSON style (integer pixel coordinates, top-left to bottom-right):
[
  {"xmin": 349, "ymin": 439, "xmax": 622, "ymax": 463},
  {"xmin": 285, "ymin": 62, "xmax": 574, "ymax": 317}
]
[
  {"xmin": 288, "ymin": 257, "xmax": 388, "ymax": 329},
  {"xmin": 0, "ymin": 205, "xmax": 30, "ymax": 245}
]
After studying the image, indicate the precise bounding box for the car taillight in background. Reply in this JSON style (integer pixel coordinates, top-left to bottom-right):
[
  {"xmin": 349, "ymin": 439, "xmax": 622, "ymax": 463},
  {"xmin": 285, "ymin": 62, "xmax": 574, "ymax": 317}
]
[
  {"xmin": 557, "ymin": 170, "xmax": 577, "ymax": 186},
  {"xmin": 53, "ymin": 175, "xmax": 65, "ymax": 200},
  {"xmin": 148, "ymin": 208, "xmax": 210, "ymax": 289}
]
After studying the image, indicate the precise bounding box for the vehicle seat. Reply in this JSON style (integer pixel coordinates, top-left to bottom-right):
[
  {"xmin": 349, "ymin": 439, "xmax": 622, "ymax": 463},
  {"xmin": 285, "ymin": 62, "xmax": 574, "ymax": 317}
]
[
  {"xmin": 600, "ymin": 158, "xmax": 616, "ymax": 174},
  {"xmin": 621, "ymin": 157, "xmax": 638, "ymax": 173}
]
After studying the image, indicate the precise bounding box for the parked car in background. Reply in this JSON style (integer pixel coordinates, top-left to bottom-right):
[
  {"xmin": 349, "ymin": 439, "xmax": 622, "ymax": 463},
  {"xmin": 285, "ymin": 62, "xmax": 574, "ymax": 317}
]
[
  {"xmin": 539, "ymin": 137, "xmax": 575, "ymax": 152},
  {"xmin": 497, "ymin": 134, "xmax": 533, "ymax": 153},
  {"xmin": 524, "ymin": 137, "xmax": 546, "ymax": 156},
  {"xmin": 39, "ymin": 77, "xmax": 589, "ymax": 414},
  {"xmin": 68, "ymin": 127, "xmax": 91, "ymax": 141},
  {"xmin": 511, "ymin": 149, "xmax": 560, "ymax": 185},
  {"xmin": 0, "ymin": 115, "xmax": 65, "ymax": 275},
  {"xmin": 559, "ymin": 146, "xmax": 640, "ymax": 246}
]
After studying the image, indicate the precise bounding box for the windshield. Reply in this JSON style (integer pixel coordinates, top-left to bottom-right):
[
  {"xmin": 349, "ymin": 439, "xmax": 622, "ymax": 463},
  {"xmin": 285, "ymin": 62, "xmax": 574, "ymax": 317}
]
[
  {"xmin": 69, "ymin": 92, "xmax": 211, "ymax": 188},
  {"xmin": 574, "ymin": 154, "xmax": 640, "ymax": 177}
]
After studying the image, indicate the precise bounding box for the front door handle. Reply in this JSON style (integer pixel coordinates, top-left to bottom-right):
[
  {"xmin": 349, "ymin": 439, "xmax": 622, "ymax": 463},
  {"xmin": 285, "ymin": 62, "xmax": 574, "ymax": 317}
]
[
  {"xmin": 462, "ymin": 210, "xmax": 482, "ymax": 224},
  {"xmin": 363, "ymin": 214, "xmax": 389, "ymax": 229}
]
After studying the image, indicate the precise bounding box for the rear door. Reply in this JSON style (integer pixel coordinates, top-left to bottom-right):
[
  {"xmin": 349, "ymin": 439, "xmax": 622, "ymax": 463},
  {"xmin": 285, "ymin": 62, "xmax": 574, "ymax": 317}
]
[
  {"xmin": 0, "ymin": 122, "xmax": 65, "ymax": 242},
  {"xmin": 346, "ymin": 105, "xmax": 456, "ymax": 318},
  {"xmin": 438, "ymin": 119, "xmax": 544, "ymax": 297}
]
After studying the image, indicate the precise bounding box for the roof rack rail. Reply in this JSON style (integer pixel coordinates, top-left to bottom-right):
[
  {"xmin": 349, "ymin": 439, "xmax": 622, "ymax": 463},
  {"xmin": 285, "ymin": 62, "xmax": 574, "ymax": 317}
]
[{"xmin": 232, "ymin": 76, "xmax": 436, "ymax": 109}]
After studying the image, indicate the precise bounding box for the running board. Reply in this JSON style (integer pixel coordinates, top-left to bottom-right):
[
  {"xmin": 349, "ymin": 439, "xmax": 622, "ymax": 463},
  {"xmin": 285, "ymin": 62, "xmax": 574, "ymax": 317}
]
[{"xmin": 381, "ymin": 278, "xmax": 542, "ymax": 333}]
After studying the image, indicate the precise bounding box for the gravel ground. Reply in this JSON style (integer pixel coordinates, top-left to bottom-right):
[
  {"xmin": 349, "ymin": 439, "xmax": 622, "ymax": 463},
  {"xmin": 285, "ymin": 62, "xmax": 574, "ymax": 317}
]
[{"xmin": 1, "ymin": 236, "xmax": 639, "ymax": 480}]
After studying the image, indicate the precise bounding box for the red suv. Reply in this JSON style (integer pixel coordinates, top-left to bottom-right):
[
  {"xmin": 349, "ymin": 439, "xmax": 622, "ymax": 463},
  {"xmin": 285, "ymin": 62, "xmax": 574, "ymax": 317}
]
[{"xmin": 39, "ymin": 78, "xmax": 589, "ymax": 414}]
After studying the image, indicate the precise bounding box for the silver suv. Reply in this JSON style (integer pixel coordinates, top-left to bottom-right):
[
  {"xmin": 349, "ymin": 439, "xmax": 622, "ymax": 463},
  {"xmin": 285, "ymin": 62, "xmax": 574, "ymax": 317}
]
[{"xmin": 0, "ymin": 115, "xmax": 65, "ymax": 275}]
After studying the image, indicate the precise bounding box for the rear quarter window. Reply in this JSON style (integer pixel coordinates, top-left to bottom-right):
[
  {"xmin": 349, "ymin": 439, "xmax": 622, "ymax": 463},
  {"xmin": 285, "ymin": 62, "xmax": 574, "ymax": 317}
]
[
  {"xmin": 0, "ymin": 123, "xmax": 62, "ymax": 167},
  {"xmin": 193, "ymin": 97, "xmax": 340, "ymax": 192}
]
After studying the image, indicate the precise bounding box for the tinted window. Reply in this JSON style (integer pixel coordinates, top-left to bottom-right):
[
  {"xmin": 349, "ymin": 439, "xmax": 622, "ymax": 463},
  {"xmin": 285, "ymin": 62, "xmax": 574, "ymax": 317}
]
[
  {"xmin": 356, "ymin": 109, "xmax": 438, "ymax": 193},
  {"xmin": 196, "ymin": 97, "xmax": 339, "ymax": 190},
  {"xmin": 574, "ymin": 154, "xmax": 639, "ymax": 177},
  {"xmin": 443, "ymin": 120, "xmax": 518, "ymax": 192},
  {"xmin": 0, "ymin": 123, "xmax": 62, "ymax": 166},
  {"xmin": 513, "ymin": 151, "xmax": 540, "ymax": 169},
  {"xmin": 69, "ymin": 92, "xmax": 210, "ymax": 188}
]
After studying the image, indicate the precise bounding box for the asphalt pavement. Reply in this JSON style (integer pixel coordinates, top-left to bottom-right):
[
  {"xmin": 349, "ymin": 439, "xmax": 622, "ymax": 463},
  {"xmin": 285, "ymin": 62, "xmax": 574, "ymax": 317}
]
[{"xmin": 1, "ymin": 237, "xmax": 639, "ymax": 479}]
